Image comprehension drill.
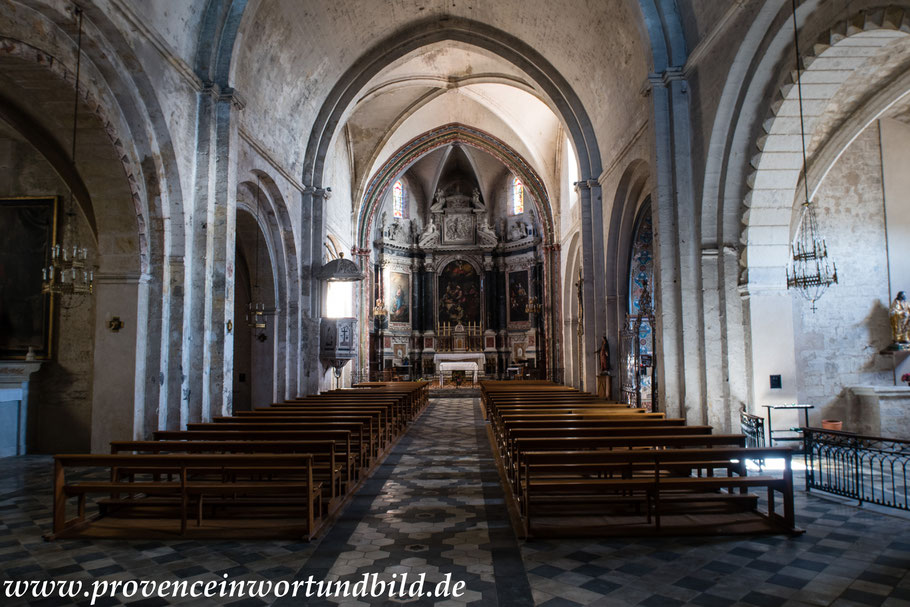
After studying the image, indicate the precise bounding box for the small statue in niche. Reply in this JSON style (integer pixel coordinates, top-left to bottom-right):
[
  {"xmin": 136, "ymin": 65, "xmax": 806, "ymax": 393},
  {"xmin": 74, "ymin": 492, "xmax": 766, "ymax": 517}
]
[
  {"xmin": 890, "ymin": 291, "xmax": 910, "ymax": 343},
  {"xmin": 418, "ymin": 217, "xmax": 440, "ymax": 248},
  {"xmin": 508, "ymin": 222, "xmax": 524, "ymax": 242},
  {"xmin": 385, "ymin": 220, "xmax": 403, "ymax": 242},
  {"xmin": 598, "ymin": 335, "xmax": 611, "ymax": 374}
]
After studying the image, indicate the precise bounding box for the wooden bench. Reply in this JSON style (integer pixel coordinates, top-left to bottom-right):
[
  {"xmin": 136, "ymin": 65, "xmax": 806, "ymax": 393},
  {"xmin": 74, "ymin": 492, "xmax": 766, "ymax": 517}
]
[
  {"xmin": 111, "ymin": 440, "xmax": 344, "ymax": 503},
  {"xmin": 53, "ymin": 453, "xmax": 321, "ymax": 539},
  {"xmin": 153, "ymin": 430, "xmax": 357, "ymax": 486},
  {"xmin": 520, "ymin": 446, "xmax": 796, "ymax": 536}
]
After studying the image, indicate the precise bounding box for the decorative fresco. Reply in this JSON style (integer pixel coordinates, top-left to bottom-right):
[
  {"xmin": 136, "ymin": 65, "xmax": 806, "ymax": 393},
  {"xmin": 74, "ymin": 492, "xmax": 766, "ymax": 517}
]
[
  {"xmin": 437, "ymin": 261, "xmax": 480, "ymax": 325},
  {"xmin": 0, "ymin": 198, "xmax": 56, "ymax": 359},
  {"xmin": 388, "ymin": 271, "xmax": 410, "ymax": 324},
  {"xmin": 508, "ymin": 270, "xmax": 529, "ymax": 324}
]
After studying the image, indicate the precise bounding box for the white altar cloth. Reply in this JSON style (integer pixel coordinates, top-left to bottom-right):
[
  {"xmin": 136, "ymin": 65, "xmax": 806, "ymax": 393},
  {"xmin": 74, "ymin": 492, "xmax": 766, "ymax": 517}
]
[
  {"xmin": 438, "ymin": 362, "xmax": 479, "ymax": 386},
  {"xmin": 433, "ymin": 352, "xmax": 485, "ymax": 367}
]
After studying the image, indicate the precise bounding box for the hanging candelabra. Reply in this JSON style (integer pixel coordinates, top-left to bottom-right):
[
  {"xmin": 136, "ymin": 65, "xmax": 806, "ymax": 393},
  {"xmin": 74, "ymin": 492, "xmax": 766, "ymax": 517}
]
[
  {"xmin": 246, "ymin": 175, "xmax": 267, "ymax": 332},
  {"xmin": 42, "ymin": 5, "xmax": 94, "ymax": 305},
  {"xmin": 785, "ymin": 0, "xmax": 838, "ymax": 311}
]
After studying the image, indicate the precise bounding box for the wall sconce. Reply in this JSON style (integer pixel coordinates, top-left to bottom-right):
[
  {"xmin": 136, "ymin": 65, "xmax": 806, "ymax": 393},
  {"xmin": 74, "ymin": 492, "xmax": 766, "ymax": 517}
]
[{"xmin": 226, "ymin": 320, "xmax": 233, "ymax": 333}]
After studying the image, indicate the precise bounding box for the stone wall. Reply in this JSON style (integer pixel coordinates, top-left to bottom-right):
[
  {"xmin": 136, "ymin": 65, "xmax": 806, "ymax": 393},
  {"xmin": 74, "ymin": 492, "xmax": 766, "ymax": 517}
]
[
  {"xmin": 0, "ymin": 128, "xmax": 96, "ymax": 453},
  {"xmin": 794, "ymin": 124, "xmax": 893, "ymax": 426}
]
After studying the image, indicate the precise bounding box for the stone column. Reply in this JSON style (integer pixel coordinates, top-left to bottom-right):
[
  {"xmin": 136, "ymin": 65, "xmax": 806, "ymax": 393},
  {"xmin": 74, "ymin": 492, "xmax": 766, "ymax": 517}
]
[
  {"xmin": 648, "ymin": 69, "xmax": 704, "ymax": 422},
  {"xmin": 299, "ymin": 186, "xmax": 330, "ymax": 396},
  {"xmin": 183, "ymin": 83, "xmax": 244, "ymax": 424},
  {"xmin": 91, "ymin": 272, "xmax": 146, "ymax": 451},
  {"xmin": 576, "ymin": 180, "xmax": 606, "ymax": 393}
]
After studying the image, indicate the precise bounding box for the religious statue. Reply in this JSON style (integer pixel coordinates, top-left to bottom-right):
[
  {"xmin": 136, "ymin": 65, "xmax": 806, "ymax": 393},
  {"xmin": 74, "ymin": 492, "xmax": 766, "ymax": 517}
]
[
  {"xmin": 477, "ymin": 218, "xmax": 498, "ymax": 245},
  {"xmin": 429, "ymin": 188, "xmax": 446, "ymax": 212},
  {"xmin": 890, "ymin": 291, "xmax": 910, "ymax": 343},
  {"xmin": 384, "ymin": 219, "xmax": 404, "ymax": 242},
  {"xmin": 598, "ymin": 335, "xmax": 611, "ymax": 374},
  {"xmin": 508, "ymin": 222, "xmax": 524, "ymax": 242},
  {"xmin": 471, "ymin": 187, "xmax": 485, "ymax": 210},
  {"xmin": 418, "ymin": 217, "xmax": 440, "ymax": 248},
  {"xmin": 575, "ymin": 268, "xmax": 584, "ymax": 337}
]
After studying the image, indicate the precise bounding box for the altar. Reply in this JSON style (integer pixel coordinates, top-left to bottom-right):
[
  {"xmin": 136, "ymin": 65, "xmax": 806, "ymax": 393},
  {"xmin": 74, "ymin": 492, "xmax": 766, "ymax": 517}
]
[
  {"xmin": 438, "ymin": 362, "xmax": 479, "ymax": 386},
  {"xmin": 434, "ymin": 353, "xmax": 485, "ymax": 387},
  {"xmin": 433, "ymin": 352, "xmax": 485, "ymax": 367}
]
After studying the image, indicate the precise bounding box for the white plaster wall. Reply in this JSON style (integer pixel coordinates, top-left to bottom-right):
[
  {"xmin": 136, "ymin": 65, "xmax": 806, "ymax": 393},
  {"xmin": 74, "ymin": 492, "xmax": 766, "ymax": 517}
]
[
  {"xmin": 880, "ymin": 118, "xmax": 910, "ymax": 299},
  {"xmin": 324, "ymin": 130, "xmax": 355, "ymax": 255},
  {"xmin": 793, "ymin": 125, "xmax": 892, "ymax": 427}
]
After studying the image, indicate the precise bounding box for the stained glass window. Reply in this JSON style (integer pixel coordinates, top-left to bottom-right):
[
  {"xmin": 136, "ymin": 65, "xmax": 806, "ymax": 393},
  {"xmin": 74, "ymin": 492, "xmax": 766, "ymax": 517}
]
[
  {"xmin": 393, "ymin": 180, "xmax": 405, "ymax": 218},
  {"xmin": 511, "ymin": 177, "xmax": 524, "ymax": 215}
]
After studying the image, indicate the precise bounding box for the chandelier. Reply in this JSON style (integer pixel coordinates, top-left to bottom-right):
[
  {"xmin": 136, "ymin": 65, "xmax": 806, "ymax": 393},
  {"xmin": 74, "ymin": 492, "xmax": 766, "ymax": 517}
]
[
  {"xmin": 246, "ymin": 175, "xmax": 267, "ymax": 332},
  {"xmin": 785, "ymin": 0, "xmax": 838, "ymax": 311},
  {"xmin": 42, "ymin": 5, "xmax": 93, "ymax": 303}
]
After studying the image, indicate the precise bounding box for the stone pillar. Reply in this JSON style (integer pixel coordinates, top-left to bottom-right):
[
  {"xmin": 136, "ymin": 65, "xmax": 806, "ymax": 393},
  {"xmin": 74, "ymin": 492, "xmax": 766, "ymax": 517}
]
[
  {"xmin": 160, "ymin": 256, "xmax": 186, "ymax": 431},
  {"xmin": 648, "ymin": 69, "xmax": 704, "ymax": 421},
  {"xmin": 576, "ymin": 180, "xmax": 606, "ymax": 393},
  {"xmin": 300, "ymin": 187, "xmax": 330, "ymax": 396},
  {"xmin": 183, "ymin": 83, "xmax": 244, "ymax": 424},
  {"xmin": 91, "ymin": 272, "xmax": 146, "ymax": 452}
]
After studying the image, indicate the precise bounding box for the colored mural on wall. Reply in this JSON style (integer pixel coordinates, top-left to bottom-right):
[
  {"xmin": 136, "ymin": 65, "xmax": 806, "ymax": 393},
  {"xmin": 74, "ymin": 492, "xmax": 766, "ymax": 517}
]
[{"xmin": 437, "ymin": 261, "xmax": 480, "ymax": 325}]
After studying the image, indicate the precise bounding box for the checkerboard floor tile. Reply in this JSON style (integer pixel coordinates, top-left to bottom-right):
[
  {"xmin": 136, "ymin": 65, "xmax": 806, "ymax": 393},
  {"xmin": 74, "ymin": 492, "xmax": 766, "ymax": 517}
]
[{"xmin": 3, "ymin": 397, "xmax": 910, "ymax": 606}]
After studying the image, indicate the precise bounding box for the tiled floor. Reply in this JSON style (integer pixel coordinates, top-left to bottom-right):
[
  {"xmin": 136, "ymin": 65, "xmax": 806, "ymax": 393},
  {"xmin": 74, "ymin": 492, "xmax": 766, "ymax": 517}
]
[{"xmin": 1, "ymin": 397, "xmax": 910, "ymax": 606}]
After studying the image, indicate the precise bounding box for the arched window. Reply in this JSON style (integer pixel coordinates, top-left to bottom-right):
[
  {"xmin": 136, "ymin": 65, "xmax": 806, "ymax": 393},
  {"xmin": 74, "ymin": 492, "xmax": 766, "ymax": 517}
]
[
  {"xmin": 511, "ymin": 176, "xmax": 524, "ymax": 215},
  {"xmin": 392, "ymin": 180, "xmax": 406, "ymax": 218}
]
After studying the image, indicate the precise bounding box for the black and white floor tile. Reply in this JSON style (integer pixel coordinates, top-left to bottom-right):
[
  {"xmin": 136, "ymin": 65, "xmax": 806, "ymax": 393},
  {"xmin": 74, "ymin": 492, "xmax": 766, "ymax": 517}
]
[{"xmin": 1, "ymin": 397, "xmax": 909, "ymax": 606}]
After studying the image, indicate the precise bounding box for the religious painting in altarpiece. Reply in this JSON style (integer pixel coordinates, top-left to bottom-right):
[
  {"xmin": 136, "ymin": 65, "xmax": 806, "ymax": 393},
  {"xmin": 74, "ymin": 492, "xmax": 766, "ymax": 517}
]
[
  {"xmin": 388, "ymin": 270, "xmax": 410, "ymax": 326},
  {"xmin": 507, "ymin": 269, "xmax": 530, "ymax": 325},
  {"xmin": 437, "ymin": 260, "xmax": 480, "ymax": 326},
  {"xmin": 0, "ymin": 197, "xmax": 57, "ymax": 359}
]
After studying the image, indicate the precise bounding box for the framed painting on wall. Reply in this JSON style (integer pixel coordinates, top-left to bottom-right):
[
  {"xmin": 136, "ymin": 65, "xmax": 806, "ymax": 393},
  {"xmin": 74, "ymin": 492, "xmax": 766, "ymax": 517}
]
[
  {"xmin": 437, "ymin": 260, "xmax": 481, "ymax": 325},
  {"xmin": 388, "ymin": 271, "xmax": 410, "ymax": 325},
  {"xmin": 0, "ymin": 197, "xmax": 57, "ymax": 359},
  {"xmin": 507, "ymin": 269, "xmax": 529, "ymax": 324}
]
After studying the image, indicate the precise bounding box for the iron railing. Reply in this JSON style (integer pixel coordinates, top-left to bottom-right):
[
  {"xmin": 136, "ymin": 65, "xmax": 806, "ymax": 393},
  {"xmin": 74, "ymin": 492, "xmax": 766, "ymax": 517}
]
[
  {"xmin": 740, "ymin": 409, "xmax": 766, "ymax": 449},
  {"xmin": 803, "ymin": 428, "xmax": 910, "ymax": 511}
]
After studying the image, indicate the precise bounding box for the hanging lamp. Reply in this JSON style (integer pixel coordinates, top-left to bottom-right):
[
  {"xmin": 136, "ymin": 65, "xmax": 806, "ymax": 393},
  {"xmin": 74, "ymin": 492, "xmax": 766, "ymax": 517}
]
[
  {"xmin": 41, "ymin": 5, "xmax": 93, "ymax": 304},
  {"xmin": 785, "ymin": 0, "xmax": 838, "ymax": 311}
]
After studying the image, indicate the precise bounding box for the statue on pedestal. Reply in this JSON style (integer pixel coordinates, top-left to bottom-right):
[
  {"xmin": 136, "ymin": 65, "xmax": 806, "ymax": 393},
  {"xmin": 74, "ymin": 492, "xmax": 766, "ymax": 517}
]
[
  {"xmin": 890, "ymin": 291, "xmax": 910, "ymax": 343},
  {"xmin": 477, "ymin": 218, "xmax": 498, "ymax": 246},
  {"xmin": 419, "ymin": 217, "xmax": 440, "ymax": 248}
]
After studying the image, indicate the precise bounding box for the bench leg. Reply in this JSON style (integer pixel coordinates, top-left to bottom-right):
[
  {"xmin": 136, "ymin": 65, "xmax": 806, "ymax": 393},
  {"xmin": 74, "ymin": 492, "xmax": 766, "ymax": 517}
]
[
  {"xmin": 53, "ymin": 460, "xmax": 65, "ymax": 534},
  {"xmin": 197, "ymin": 496, "xmax": 203, "ymax": 527}
]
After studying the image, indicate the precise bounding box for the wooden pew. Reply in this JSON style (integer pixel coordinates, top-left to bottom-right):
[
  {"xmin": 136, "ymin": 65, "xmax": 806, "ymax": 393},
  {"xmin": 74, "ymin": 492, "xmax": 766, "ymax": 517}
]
[
  {"xmin": 154, "ymin": 430, "xmax": 356, "ymax": 486},
  {"xmin": 53, "ymin": 453, "xmax": 321, "ymax": 540},
  {"xmin": 111, "ymin": 440, "xmax": 344, "ymax": 504},
  {"xmin": 520, "ymin": 446, "xmax": 796, "ymax": 536}
]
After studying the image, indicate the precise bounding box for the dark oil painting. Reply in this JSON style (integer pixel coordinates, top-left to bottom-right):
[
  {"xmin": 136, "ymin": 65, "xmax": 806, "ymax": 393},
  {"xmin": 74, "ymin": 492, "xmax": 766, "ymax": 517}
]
[
  {"xmin": 0, "ymin": 198, "xmax": 56, "ymax": 358},
  {"xmin": 437, "ymin": 261, "xmax": 480, "ymax": 325},
  {"xmin": 508, "ymin": 270, "xmax": 529, "ymax": 323}
]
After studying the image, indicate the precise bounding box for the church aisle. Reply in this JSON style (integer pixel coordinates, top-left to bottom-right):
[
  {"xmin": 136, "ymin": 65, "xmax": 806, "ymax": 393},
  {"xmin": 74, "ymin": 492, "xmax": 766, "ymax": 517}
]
[{"xmin": 288, "ymin": 395, "xmax": 534, "ymax": 607}]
